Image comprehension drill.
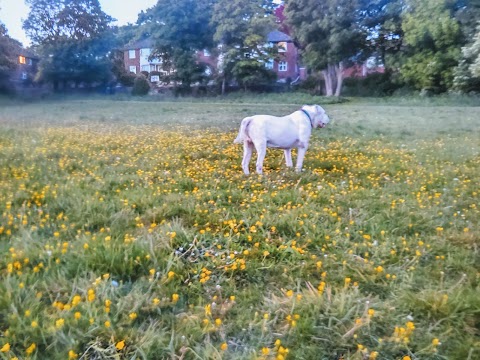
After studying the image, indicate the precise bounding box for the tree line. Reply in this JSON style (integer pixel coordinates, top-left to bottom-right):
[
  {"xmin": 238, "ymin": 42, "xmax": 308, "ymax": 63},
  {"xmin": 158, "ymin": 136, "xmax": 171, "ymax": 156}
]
[{"xmin": 0, "ymin": 0, "xmax": 479, "ymax": 96}]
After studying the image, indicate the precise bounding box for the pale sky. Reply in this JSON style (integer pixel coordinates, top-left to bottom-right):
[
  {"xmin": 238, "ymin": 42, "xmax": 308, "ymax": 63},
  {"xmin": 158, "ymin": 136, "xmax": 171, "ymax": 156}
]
[{"xmin": 0, "ymin": 0, "xmax": 158, "ymax": 47}]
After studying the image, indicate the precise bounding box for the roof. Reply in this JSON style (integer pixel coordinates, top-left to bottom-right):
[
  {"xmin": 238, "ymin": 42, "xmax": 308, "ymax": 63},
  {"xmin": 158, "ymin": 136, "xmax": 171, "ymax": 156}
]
[
  {"xmin": 123, "ymin": 38, "xmax": 154, "ymax": 50},
  {"xmin": 267, "ymin": 30, "xmax": 292, "ymax": 43},
  {"xmin": 15, "ymin": 47, "xmax": 39, "ymax": 60}
]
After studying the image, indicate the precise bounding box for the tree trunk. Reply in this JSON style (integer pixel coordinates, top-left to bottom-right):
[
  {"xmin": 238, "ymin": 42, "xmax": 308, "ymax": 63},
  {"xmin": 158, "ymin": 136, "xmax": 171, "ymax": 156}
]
[
  {"xmin": 334, "ymin": 62, "xmax": 344, "ymax": 97},
  {"xmin": 323, "ymin": 62, "xmax": 344, "ymax": 97},
  {"xmin": 221, "ymin": 77, "xmax": 226, "ymax": 96},
  {"xmin": 322, "ymin": 69, "xmax": 333, "ymax": 96}
]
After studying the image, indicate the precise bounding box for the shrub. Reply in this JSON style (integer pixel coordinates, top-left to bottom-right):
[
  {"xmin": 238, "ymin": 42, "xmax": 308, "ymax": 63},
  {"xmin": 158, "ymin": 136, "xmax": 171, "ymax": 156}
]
[
  {"xmin": 118, "ymin": 72, "xmax": 136, "ymax": 87},
  {"xmin": 132, "ymin": 74, "xmax": 150, "ymax": 96},
  {"xmin": 342, "ymin": 70, "xmax": 401, "ymax": 97}
]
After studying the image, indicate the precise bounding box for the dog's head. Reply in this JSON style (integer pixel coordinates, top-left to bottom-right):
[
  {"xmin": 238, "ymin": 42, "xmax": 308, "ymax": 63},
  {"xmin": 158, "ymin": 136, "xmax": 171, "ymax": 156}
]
[{"xmin": 303, "ymin": 104, "xmax": 330, "ymax": 128}]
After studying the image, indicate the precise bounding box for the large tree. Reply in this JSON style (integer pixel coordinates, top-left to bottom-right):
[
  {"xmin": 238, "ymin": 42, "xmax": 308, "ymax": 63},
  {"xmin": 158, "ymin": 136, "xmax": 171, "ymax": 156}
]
[
  {"xmin": 360, "ymin": 0, "xmax": 405, "ymax": 68},
  {"xmin": 399, "ymin": 0, "xmax": 462, "ymax": 92},
  {"xmin": 23, "ymin": 0, "xmax": 114, "ymax": 90},
  {"xmin": 284, "ymin": 0, "xmax": 365, "ymax": 96},
  {"xmin": 0, "ymin": 23, "xmax": 18, "ymax": 93},
  {"xmin": 211, "ymin": 0, "xmax": 277, "ymax": 93},
  {"xmin": 139, "ymin": 0, "xmax": 215, "ymax": 90}
]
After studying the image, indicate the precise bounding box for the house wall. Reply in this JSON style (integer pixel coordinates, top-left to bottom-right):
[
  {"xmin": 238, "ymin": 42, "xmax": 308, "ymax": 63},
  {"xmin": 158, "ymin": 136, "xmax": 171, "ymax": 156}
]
[
  {"xmin": 12, "ymin": 55, "xmax": 38, "ymax": 85},
  {"xmin": 273, "ymin": 42, "xmax": 299, "ymax": 81},
  {"xmin": 124, "ymin": 49, "xmax": 140, "ymax": 74}
]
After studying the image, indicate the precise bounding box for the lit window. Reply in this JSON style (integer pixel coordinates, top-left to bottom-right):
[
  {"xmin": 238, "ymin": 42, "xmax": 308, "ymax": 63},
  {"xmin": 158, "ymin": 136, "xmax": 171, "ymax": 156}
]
[
  {"xmin": 278, "ymin": 61, "xmax": 288, "ymax": 71},
  {"xmin": 19, "ymin": 56, "xmax": 26, "ymax": 64},
  {"xmin": 128, "ymin": 50, "xmax": 136, "ymax": 59},
  {"xmin": 129, "ymin": 66, "xmax": 137, "ymax": 74},
  {"xmin": 278, "ymin": 42, "xmax": 287, "ymax": 53},
  {"xmin": 265, "ymin": 59, "xmax": 274, "ymax": 69}
]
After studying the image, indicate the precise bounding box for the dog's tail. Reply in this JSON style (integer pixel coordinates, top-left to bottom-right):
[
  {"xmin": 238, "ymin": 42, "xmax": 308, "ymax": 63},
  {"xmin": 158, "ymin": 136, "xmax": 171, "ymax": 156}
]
[{"xmin": 234, "ymin": 117, "xmax": 252, "ymax": 144}]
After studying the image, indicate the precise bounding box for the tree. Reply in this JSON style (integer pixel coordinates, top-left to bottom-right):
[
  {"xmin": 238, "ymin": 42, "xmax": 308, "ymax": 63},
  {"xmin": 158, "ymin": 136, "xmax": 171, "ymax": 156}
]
[
  {"xmin": 211, "ymin": 0, "xmax": 277, "ymax": 93},
  {"xmin": 465, "ymin": 25, "xmax": 480, "ymax": 77},
  {"xmin": 23, "ymin": 0, "xmax": 114, "ymax": 90},
  {"xmin": 0, "ymin": 23, "xmax": 18, "ymax": 93},
  {"xmin": 139, "ymin": 0, "xmax": 215, "ymax": 91},
  {"xmin": 399, "ymin": 0, "xmax": 462, "ymax": 92},
  {"xmin": 360, "ymin": 0, "xmax": 405, "ymax": 68},
  {"xmin": 284, "ymin": 0, "xmax": 365, "ymax": 96},
  {"xmin": 454, "ymin": 23, "xmax": 480, "ymax": 91}
]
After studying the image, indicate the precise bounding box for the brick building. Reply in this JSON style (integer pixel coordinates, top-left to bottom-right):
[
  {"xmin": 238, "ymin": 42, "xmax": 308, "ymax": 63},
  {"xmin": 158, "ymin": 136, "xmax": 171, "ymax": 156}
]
[{"xmin": 266, "ymin": 30, "xmax": 305, "ymax": 83}]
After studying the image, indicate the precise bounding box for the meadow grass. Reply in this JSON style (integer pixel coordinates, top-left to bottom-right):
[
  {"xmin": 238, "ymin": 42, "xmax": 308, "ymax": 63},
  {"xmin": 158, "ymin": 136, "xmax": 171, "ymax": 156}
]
[{"xmin": 0, "ymin": 97, "xmax": 479, "ymax": 360}]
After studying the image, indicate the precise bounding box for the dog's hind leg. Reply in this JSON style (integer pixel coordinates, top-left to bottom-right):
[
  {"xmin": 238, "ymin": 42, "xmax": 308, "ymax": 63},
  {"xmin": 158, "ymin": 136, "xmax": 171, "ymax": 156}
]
[{"xmin": 242, "ymin": 141, "xmax": 254, "ymax": 175}]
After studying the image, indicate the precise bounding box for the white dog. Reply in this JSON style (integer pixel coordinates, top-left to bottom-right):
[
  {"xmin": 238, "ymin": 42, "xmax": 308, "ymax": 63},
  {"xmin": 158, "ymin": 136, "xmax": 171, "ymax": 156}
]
[{"xmin": 234, "ymin": 105, "xmax": 330, "ymax": 175}]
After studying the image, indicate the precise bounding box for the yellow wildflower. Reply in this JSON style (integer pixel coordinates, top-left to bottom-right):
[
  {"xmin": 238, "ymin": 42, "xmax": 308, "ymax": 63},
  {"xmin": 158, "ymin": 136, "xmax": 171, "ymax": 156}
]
[{"xmin": 115, "ymin": 340, "xmax": 125, "ymax": 350}]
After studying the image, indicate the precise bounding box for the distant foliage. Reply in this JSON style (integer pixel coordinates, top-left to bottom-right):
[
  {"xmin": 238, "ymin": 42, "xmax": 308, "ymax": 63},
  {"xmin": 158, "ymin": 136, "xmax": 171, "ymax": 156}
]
[
  {"xmin": 212, "ymin": 0, "xmax": 277, "ymax": 93},
  {"xmin": 0, "ymin": 23, "xmax": 19, "ymax": 93},
  {"xmin": 23, "ymin": 0, "xmax": 114, "ymax": 90},
  {"xmin": 398, "ymin": 0, "xmax": 462, "ymax": 92},
  {"xmin": 343, "ymin": 71, "xmax": 401, "ymax": 97},
  {"xmin": 131, "ymin": 74, "xmax": 150, "ymax": 96}
]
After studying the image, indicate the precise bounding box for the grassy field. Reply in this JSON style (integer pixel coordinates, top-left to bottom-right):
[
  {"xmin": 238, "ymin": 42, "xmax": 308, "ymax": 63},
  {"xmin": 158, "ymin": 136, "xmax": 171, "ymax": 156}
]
[{"xmin": 0, "ymin": 96, "xmax": 479, "ymax": 360}]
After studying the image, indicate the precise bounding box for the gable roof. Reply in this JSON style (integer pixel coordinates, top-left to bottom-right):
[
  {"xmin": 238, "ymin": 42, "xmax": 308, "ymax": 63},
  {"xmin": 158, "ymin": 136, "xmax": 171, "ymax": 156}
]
[
  {"xmin": 123, "ymin": 38, "xmax": 154, "ymax": 50},
  {"xmin": 17, "ymin": 48, "xmax": 38, "ymax": 59},
  {"xmin": 267, "ymin": 30, "xmax": 292, "ymax": 43}
]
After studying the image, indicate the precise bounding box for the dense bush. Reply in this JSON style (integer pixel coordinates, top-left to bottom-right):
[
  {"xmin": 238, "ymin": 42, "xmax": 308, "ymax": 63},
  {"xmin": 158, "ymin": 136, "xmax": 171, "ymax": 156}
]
[
  {"xmin": 118, "ymin": 72, "xmax": 136, "ymax": 87},
  {"xmin": 342, "ymin": 71, "xmax": 401, "ymax": 97},
  {"xmin": 132, "ymin": 74, "xmax": 150, "ymax": 96}
]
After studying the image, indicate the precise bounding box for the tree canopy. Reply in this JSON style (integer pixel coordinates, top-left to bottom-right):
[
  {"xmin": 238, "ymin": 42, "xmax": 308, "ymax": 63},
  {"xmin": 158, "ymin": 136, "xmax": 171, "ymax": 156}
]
[
  {"xmin": 23, "ymin": 0, "xmax": 114, "ymax": 89},
  {"xmin": 284, "ymin": 0, "xmax": 365, "ymax": 95},
  {"xmin": 138, "ymin": 0, "xmax": 216, "ymax": 88},
  {"xmin": 398, "ymin": 0, "xmax": 462, "ymax": 92},
  {"xmin": 211, "ymin": 0, "xmax": 277, "ymax": 92},
  {"xmin": 0, "ymin": 23, "xmax": 19, "ymax": 93}
]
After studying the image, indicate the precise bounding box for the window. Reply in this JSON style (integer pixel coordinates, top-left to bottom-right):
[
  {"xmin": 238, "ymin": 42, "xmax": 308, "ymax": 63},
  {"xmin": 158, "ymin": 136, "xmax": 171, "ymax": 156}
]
[
  {"xmin": 278, "ymin": 42, "xmax": 287, "ymax": 53},
  {"xmin": 151, "ymin": 75, "xmax": 160, "ymax": 82},
  {"xmin": 278, "ymin": 61, "xmax": 288, "ymax": 72},
  {"xmin": 141, "ymin": 65, "xmax": 149, "ymax": 72},
  {"xmin": 203, "ymin": 49, "xmax": 211, "ymax": 57},
  {"xmin": 129, "ymin": 66, "xmax": 137, "ymax": 74},
  {"xmin": 22, "ymin": 72, "xmax": 28, "ymax": 80},
  {"xmin": 19, "ymin": 56, "xmax": 26, "ymax": 64},
  {"xmin": 140, "ymin": 48, "xmax": 151, "ymax": 59},
  {"xmin": 128, "ymin": 50, "xmax": 136, "ymax": 59},
  {"xmin": 28, "ymin": 59, "xmax": 33, "ymax": 66},
  {"xmin": 265, "ymin": 59, "xmax": 274, "ymax": 70}
]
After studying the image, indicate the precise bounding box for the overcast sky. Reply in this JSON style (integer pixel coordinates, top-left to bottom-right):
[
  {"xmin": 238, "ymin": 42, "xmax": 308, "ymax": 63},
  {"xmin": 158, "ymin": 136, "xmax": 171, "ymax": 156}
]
[{"xmin": 0, "ymin": 0, "xmax": 157, "ymax": 46}]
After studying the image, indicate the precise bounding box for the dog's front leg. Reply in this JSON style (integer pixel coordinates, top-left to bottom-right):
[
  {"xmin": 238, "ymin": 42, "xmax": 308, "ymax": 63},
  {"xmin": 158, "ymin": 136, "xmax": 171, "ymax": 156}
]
[
  {"xmin": 295, "ymin": 144, "xmax": 309, "ymax": 172},
  {"xmin": 284, "ymin": 149, "xmax": 293, "ymax": 168}
]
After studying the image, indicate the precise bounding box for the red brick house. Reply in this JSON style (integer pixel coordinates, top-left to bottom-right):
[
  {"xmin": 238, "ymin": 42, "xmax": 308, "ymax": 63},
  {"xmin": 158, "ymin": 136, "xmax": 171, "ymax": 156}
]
[
  {"xmin": 266, "ymin": 30, "xmax": 305, "ymax": 83},
  {"xmin": 12, "ymin": 47, "xmax": 39, "ymax": 87},
  {"xmin": 122, "ymin": 38, "xmax": 166, "ymax": 83},
  {"xmin": 122, "ymin": 32, "xmax": 305, "ymax": 84}
]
